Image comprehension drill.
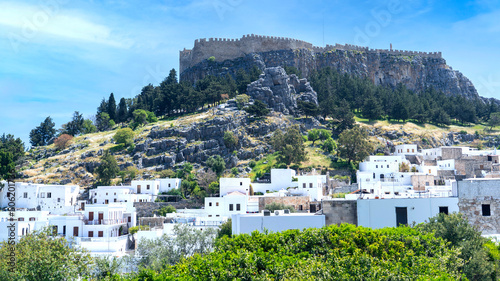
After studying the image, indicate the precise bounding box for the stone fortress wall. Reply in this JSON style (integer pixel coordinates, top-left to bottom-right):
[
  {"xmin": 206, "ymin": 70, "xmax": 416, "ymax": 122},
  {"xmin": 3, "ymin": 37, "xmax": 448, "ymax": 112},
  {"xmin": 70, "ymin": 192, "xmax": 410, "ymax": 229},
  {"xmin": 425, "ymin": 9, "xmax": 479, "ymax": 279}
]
[{"xmin": 180, "ymin": 34, "xmax": 442, "ymax": 73}]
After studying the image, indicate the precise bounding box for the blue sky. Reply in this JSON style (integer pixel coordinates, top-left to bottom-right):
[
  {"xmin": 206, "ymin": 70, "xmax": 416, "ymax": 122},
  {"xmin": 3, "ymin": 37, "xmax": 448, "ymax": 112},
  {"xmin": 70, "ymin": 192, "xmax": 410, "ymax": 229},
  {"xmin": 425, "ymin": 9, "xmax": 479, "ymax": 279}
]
[{"xmin": 1, "ymin": 0, "xmax": 500, "ymax": 146}]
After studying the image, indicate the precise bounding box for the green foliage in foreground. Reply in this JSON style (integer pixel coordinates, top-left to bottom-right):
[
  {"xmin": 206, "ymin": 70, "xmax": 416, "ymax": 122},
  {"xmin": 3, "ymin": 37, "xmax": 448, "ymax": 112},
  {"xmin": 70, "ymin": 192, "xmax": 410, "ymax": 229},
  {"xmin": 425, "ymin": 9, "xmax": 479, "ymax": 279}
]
[{"xmin": 120, "ymin": 224, "xmax": 466, "ymax": 280}]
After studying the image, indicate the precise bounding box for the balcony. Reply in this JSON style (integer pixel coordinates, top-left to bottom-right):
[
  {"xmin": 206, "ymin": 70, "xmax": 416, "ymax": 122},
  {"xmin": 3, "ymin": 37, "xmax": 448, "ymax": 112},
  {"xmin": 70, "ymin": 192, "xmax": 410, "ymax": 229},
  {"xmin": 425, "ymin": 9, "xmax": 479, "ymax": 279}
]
[{"xmin": 84, "ymin": 219, "xmax": 128, "ymax": 225}]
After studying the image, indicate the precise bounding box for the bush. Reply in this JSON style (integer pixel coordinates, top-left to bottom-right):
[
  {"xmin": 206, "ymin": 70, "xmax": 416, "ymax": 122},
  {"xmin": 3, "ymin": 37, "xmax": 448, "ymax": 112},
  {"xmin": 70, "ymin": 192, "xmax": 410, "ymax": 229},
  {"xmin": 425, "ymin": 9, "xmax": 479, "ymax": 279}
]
[
  {"xmin": 113, "ymin": 128, "xmax": 134, "ymax": 146},
  {"xmin": 248, "ymin": 160, "xmax": 256, "ymax": 168},
  {"xmin": 230, "ymin": 167, "xmax": 239, "ymax": 176},
  {"xmin": 156, "ymin": 205, "xmax": 176, "ymax": 216},
  {"xmin": 53, "ymin": 134, "xmax": 73, "ymax": 150},
  {"xmin": 264, "ymin": 202, "xmax": 296, "ymax": 213},
  {"xmin": 129, "ymin": 225, "xmax": 150, "ymax": 235},
  {"xmin": 223, "ymin": 131, "xmax": 238, "ymax": 149}
]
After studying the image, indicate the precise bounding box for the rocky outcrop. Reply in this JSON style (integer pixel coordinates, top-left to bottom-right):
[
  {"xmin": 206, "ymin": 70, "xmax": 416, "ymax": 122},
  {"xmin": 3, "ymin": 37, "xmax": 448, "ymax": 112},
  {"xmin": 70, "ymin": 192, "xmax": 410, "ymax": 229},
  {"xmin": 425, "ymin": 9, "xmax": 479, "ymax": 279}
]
[
  {"xmin": 181, "ymin": 48, "xmax": 479, "ymax": 99},
  {"xmin": 246, "ymin": 67, "xmax": 318, "ymax": 115}
]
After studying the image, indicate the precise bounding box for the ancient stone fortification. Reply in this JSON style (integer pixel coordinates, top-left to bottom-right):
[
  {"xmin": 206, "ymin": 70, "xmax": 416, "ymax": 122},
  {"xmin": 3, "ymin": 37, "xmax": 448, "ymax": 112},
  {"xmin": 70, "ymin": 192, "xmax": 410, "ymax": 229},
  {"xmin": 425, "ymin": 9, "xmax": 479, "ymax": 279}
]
[
  {"xmin": 180, "ymin": 34, "xmax": 478, "ymax": 99},
  {"xmin": 180, "ymin": 34, "xmax": 442, "ymax": 73}
]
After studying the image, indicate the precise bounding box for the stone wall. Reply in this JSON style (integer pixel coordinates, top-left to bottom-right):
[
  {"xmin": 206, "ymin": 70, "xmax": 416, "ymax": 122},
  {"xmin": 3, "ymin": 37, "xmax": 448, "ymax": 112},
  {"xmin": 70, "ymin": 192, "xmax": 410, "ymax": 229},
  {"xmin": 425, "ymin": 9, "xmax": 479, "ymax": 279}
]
[
  {"xmin": 411, "ymin": 175, "xmax": 435, "ymax": 191},
  {"xmin": 322, "ymin": 199, "xmax": 357, "ymax": 226},
  {"xmin": 258, "ymin": 196, "xmax": 310, "ymax": 212},
  {"xmin": 138, "ymin": 217, "xmax": 172, "ymax": 228},
  {"xmin": 180, "ymin": 34, "xmax": 442, "ymax": 74},
  {"xmin": 441, "ymin": 147, "xmax": 463, "ymax": 160},
  {"xmin": 458, "ymin": 179, "xmax": 500, "ymax": 234}
]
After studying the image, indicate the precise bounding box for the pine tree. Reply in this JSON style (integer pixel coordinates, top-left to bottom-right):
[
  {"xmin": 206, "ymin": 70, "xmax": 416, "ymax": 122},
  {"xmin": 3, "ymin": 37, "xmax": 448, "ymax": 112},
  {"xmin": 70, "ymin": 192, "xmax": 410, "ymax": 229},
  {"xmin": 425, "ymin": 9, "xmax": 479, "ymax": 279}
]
[
  {"xmin": 107, "ymin": 93, "xmax": 117, "ymax": 122},
  {"xmin": 116, "ymin": 97, "xmax": 128, "ymax": 123}
]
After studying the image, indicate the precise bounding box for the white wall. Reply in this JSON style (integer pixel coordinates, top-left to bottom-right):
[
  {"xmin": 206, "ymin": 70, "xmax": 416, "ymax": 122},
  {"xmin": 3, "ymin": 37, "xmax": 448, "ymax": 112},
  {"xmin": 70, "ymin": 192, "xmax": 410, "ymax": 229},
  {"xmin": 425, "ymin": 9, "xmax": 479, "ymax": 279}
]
[
  {"xmin": 437, "ymin": 159, "xmax": 455, "ymax": 170},
  {"xmin": 357, "ymin": 197, "xmax": 459, "ymax": 228},
  {"xmin": 232, "ymin": 213, "xmax": 325, "ymax": 235},
  {"xmin": 131, "ymin": 180, "xmax": 160, "ymax": 195},
  {"xmin": 158, "ymin": 179, "xmax": 181, "ymax": 193},
  {"xmin": 219, "ymin": 178, "xmax": 251, "ymax": 196},
  {"xmin": 394, "ymin": 144, "xmax": 418, "ymax": 156},
  {"xmin": 458, "ymin": 178, "xmax": 500, "ymax": 198},
  {"xmin": 205, "ymin": 194, "xmax": 248, "ymax": 218}
]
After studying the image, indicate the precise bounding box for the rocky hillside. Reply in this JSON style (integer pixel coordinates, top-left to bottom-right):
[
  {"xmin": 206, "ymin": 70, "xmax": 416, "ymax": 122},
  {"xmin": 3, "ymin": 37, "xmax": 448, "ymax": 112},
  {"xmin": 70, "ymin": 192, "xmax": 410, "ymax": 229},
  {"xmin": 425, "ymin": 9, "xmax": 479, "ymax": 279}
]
[{"xmin": 181, "ymin": 48, "xmax": 478, "ymax": 99}]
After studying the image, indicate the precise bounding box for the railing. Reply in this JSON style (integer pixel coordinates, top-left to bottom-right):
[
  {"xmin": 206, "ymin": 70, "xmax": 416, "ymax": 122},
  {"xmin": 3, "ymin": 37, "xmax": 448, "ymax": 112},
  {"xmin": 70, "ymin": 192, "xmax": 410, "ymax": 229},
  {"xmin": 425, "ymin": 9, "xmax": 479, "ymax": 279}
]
[
  {"xmin": 77, "ymin": 235, "xmax": 129, "ymax": 243},
  {"xmin": 84, "ymin": 219, "xmax": 127, "ymax": 225}
]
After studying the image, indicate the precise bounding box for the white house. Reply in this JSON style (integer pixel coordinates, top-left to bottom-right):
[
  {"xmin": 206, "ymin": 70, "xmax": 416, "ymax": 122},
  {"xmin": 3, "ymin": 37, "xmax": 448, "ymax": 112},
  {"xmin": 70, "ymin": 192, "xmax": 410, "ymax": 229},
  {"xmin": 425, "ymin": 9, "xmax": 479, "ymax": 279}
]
[
  {"xmin": 231, "ymin": 211, "xmax": 325, "ymax": 235},
  {"xmin": 0, "ymin": 182, "xmax": 79, "ymax": 215},
  {"xmin": 357, "ymin": 197, "xmax": 459, "ymax": 228},
  {"xmin": 394, "ymin": 144, "xmax": 418, "ymax": 156},
  {"xmin": 0, "ymin": 210, "xmax": 50, "ymax": 241},
  {"xmin": 204, "ymin": 191, "xmax": 248, "ymax": 218},
  {"xmin": 158, "ymin": 178, "xmax": 181, "ymax": 193},
  {"xmin": 294, "ymin": 175, "xmax": 326, "ymax": 201}
]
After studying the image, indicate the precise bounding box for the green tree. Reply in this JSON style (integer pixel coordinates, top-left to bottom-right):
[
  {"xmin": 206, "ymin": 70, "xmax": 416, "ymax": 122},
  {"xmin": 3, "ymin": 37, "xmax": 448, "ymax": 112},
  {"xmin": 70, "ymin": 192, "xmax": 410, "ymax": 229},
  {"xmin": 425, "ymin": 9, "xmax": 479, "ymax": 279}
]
[
  {"xmin": 131, "ymin": 109, "xmax": 148, "ymax": 129},
  {"xmin": 116, "ymin": 97, "xmax": 129, "ymax": 123},
  {"xmin": 322, "ymin": 137, "xmax": 337, "ymax": 154},
  {"xmin": 29, "ymin": 116, "xmax": 56, "ymax": 146},
  {"xmin": 297, "ymin": 100, "xmax": 319, "ymax": 117},
  {"xmin": 206, "ymin": 155, "xmax": 226, "ymax": 177},
  {"xmin": 119, "ymin": 166, "xmax": 138, "ymax": 183},
  {"xmin": 0, "ymin": 228, "xmax": 92, "ymax": 280},
  {"xmin": 244, "ymin": 100, "xmax": 270, "ymax": 117},
  {"xmin": 113, "ymin": 128, "xmax": 135, "ymax": 147},
  {"xmin": 271, "ymin": 125, "xmax": 307, "ymax": 166},
  {"xmin": 216, "ymin": 219, "xmax": 232, "ymax": 239},
  {"xmin": 362, "ymin": 95, "xmax": 383, "ymax": 121},
  {"xmin": 107, "ymin": 93, "xmax": 117, "ymax": 121},
  {"xmin": 489, "ymin": 112, "xmax": 500, "ymax": 131},
  {"xmin": 337, "ymin": 126, "xmax": 373, "ymax": 164},
  {"xmin": 419, "ymin": 213, "xmax": 497, "ymax": 280},
  {"xmin": 235, "ymin": 94, "xmax": 250, "ymax": 109},
  {"xmin": 61, "ymin": 111, "xmax": 84, "ymax": 136},
  {"xmin": 91, "ymin": 256, "xmax": 123, "ymax": 280},
  {"xmin": 81, "ymin": 119, "xmax": 97, "ymax": 134},
  {"xmin": 135, "ymin": 224, "xmax": 217, "ymax": 271},
  {"xmin": 0, "ymin": 133, "xmax": 24, "ymax": 162},
  {"xmin": 0, "ymin": 151, "xmax": 15, "ymax": 180},
  {"xmin": 307, "ymin": 129, "xmax": 320, "ymax": 145},
  {"xmin": 96, "ymin": 112, "xmax": 115, "ymax": 131},
  {"xmin": 223, "ymin": 131, "xmax": 238, "ymax": 150},
  {"xmin": 95, "ymin": 150, "xmax": 120, "ymax": 186}
]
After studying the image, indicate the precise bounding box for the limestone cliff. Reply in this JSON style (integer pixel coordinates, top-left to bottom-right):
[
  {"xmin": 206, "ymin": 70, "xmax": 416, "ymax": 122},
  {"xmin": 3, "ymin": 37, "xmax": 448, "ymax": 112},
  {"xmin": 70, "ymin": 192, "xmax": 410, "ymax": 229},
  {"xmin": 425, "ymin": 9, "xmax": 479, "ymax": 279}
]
[{"xmin": 180, "ymin": 35, "xmax": 478, "ymax": 99}]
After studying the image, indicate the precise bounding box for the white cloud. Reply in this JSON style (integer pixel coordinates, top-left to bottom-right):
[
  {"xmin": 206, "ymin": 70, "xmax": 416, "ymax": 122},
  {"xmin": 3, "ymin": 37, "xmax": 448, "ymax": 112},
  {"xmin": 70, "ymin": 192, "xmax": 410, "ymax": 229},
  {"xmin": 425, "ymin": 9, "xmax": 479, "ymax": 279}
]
[{"xmin": 0, "ymin": 1, "xmax": 132, "ymax": 48}]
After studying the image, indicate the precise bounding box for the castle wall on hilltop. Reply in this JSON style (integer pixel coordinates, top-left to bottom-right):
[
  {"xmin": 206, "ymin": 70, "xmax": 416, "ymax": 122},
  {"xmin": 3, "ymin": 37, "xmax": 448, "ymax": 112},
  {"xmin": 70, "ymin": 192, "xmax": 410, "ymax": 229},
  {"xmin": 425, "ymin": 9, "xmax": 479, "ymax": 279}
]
[{"xmin": 179, "ymin": 34, "xmax": 442, "ymax": 74}]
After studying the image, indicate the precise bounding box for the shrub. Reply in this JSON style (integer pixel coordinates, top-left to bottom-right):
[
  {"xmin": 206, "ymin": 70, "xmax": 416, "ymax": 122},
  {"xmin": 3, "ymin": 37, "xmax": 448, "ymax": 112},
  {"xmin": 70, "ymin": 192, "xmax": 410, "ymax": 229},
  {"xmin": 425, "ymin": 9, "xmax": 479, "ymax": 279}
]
[
  {"xmin": 230, "ymin": 167, "xmax": 239, "ymax": 176},
  {"xmin": 156, "ymin": 205, "xmax": 176, "ymax": 216},
  {"xmin": 113, "ymin": 128, "xmax": 134, "ymax": 146},
  {"xmin": 264, "ymin": 202, "xmax": 296, "ymax": 212},
  {"xmin": 53, "ymin": 134, "xmax": 73, "ymax": 150},
  {"xmin": 109, "ymin": 143, "xmax": 125, "ymax": 153},
  {"xmin": 248, "ymin": 160, "xmax": 256, "ymax": 168},
  {"xmin": 129, "ymin": 225, "xmax": 150, "ymax": 235}
]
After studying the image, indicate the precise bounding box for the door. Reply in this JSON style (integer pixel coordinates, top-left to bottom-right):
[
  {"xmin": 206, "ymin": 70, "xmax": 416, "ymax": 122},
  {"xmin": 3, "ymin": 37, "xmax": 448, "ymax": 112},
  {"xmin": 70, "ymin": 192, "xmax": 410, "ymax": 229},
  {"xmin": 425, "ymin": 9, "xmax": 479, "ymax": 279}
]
[
  {"xmin": 310, "ymin": 204, "xmax": 317, "ymax": 213},
  {"xmin": 395, "ymin": 207, "xmax": 408, "ymax": 226},
  {"xmin": 73, "ymin": 226, "xmax": 79, "ymax": 237},
  {"xmin": 98, "ymin": 212, "xmax": 104, "ymax": 224},
  {"xmin": 88, "ymin": 212, "xmax": 94, "ymax": 222},
  {"xmin": 137, "ymin": 185, "xmax": 141, "ymax": 193}
]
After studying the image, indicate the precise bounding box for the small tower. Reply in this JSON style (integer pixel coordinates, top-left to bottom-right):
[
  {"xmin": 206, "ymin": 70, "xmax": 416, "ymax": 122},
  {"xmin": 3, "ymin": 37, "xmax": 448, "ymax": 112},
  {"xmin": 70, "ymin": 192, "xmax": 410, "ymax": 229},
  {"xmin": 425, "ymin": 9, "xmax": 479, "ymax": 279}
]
[{"xmin": 390, "ymin": 43, "xmax": 393, "ymax": 51}]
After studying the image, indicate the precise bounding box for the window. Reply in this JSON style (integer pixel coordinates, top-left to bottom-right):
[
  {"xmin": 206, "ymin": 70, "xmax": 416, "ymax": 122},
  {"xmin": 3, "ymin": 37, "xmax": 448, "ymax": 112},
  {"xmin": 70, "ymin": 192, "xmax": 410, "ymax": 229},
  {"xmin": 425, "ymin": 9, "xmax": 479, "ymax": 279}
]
[
  {"xmin": 63, "ymin": 226, "xmax": 66, "ymax": 235},
  {"xmin": 18, "ymin": 218, "xmax": 24, "ymax": 221},
  {"xmin": 105, "ymin": 199, "xmax": 109, "ymax": 204},
  {"xmin": 98, "ymin": 231, "xmax": 104, "ymax": 237},
  {"xmin": 299, "ymin": 205, "xmax": 303, "ymax": 211},
  {"xmin": 376, "ymin": 165, "xmax": 378, "ymax": 168},
  {"xmin": 106, "ymin": 193, "xmax": 108, "ymax": 195},
  {"xmin": 303, "ymin": 183, "xmax": 306, "ymax": 188},
  {"xmin": 168, "ymin": 183, "xmax": 171, "ymax": 187},
  {"xmin": 229, "ymin": 204, "xmax": 233, "ymax": 211},
  {"xmin": 482, "ymin": 204, "xmax": 491, "ymax": 216},
  {"xmin": 73, "ymin": 227, "xmax": 79, "ymax": 237},
  {"xmin": 29, "ymin": 217, "xmax": 35, "ymax": 221},
  {"xmin": 216, "ymin": 202, "xmax": 219, "ymax": 206},
  {"xmin": 147, "ymin": 185, "xmax": 150, "ymax": 190},
  {"xmin": 94, "ymin": 199, "xmax": 97, "ymax": 203},
  {"xmin": 23, "ymin": 192, "xmax": 27, "ymax": 198},
  {"xmin": 480, "ymin": 165, "xmax": 484, "ymax": 169},
  {"xmin": 47, "ymin": 192, "xmax": 51, "ymax": 198},
  {"xmin": 439, "ymin": 206, "xmax": 449, "ymax": 215},
  {"xmin": 428, "ymin": 169, "xmax": 431, "ymax": 174},
  {"xmin": 128, "ymin": 217, "xmax": 131, "ymax": 222},
  {"xmin": 373, "ymin": 173, "xmax": 375, "ymax": 179},
  {"xmin": 114, "ymin": 193, "xmax": 116, "ymax": 195},
  {"xmin": 57, "ymin": 198, "xmax": 60, "ymax": 203},
  {"xmin": 209, "ymin": 202, "xmax": 212, "ymax": 207},
  {"xmin": 208, "ymin": 215, "xmax": 212, "ymax": 217},
  {"xmin": 309, "ymin": 183, "xmax": 313, "ymax": 188},
  {"xmin": 412, "ymin": 149, "xmax": 415, "ymax": 153},
  {"xmin": 216, "ymin": 215, "xmax": 220, "ymax": 217},
  {"xmin": 425, "ymin": 182, "xmax": 429, "ymax": 186},
  {"xmin": 89, "ymin": 231, "xmax": 94, "ymax": 237},
  {"xmin": 407, "ymin": 149, "xmax": 409, "ymax": 153},
  {"xmin": 114, "ymin": 199, "xmax": 117, "ymax": 202},
  {"xmin": 40, "ymin": 192, "xmax": 45, "ymax": 198},
  {"xmin": 236, "ymin": 204, "xmax": 241, "ymax": 211},
  {"xmin": 240, "ymin": 182, "xmax": 242, "ymax": 186}
]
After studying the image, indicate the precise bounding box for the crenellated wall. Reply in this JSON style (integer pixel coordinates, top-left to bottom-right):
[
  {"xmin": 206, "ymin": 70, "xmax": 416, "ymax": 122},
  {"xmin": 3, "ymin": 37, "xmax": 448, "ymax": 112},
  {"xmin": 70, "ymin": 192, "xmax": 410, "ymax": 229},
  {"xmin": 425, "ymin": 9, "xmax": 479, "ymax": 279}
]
[{"xmin": 180, "ymin": 34, "xmax": 442, "ymax": 73}]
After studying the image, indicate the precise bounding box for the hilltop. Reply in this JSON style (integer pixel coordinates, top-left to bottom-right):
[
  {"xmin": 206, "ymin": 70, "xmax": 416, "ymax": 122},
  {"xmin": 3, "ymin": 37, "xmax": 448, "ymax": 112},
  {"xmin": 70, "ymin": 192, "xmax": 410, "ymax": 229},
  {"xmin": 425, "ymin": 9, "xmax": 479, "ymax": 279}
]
[{"xmin": 180, "ymin": 34, "xmax": 478, "ymax": 100}]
